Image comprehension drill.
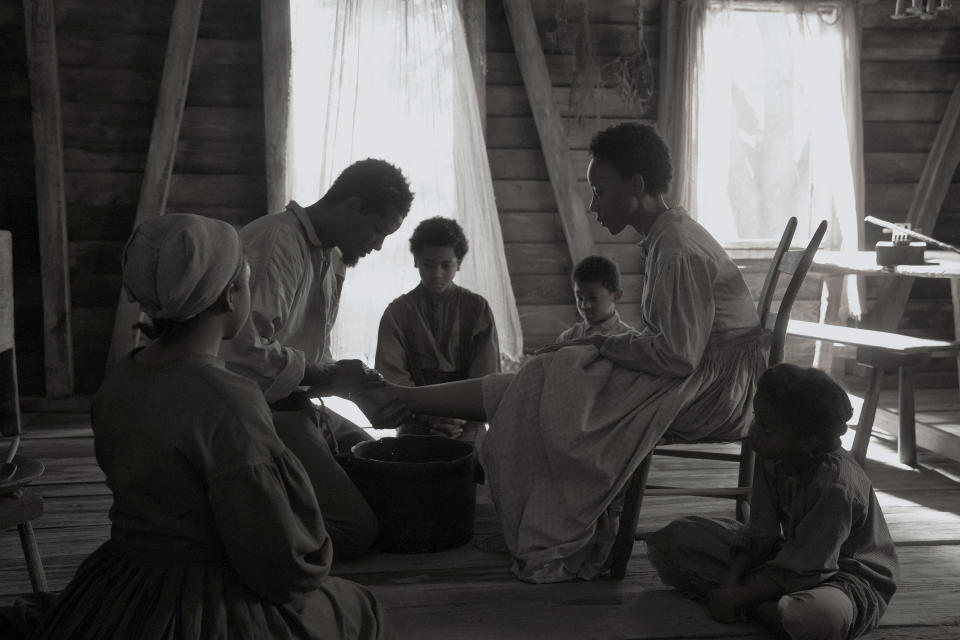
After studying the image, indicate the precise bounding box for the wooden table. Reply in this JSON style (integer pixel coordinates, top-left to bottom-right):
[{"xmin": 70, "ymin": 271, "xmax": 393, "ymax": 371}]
[
  {"xmin": 806, "ymin": 250, "xmax": 960, "ymax": 458},
  {"xmin": 809, "ymin": 250, "xmax": 960, "ymax": 368}
]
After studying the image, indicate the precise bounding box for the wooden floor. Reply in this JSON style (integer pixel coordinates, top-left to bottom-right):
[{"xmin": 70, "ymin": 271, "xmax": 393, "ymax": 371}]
[{"xmin": 3, "ymin": 389, "xmax": 960, "ymax": 639}]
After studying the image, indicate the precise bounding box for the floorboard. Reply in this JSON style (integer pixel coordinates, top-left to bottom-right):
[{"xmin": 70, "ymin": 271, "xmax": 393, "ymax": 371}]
[{"xmin": 3, "ymin": 387, "xmax": 960, "ymax": 639}]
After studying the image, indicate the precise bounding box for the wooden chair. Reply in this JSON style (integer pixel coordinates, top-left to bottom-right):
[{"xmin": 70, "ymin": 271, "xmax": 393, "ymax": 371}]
[
  {"xmin": 606, "ymin": 218, "xmax": 828, "ymax": 579},
  {"xmin": 0, "ymin": 230, "xmax": 49, "ymax": 593}
]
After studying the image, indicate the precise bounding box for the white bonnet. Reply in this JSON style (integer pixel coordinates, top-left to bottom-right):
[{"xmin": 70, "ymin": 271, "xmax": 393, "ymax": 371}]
[{"xmin": 122, "ymin": 213, "xmax": 243, "ymax": 321}]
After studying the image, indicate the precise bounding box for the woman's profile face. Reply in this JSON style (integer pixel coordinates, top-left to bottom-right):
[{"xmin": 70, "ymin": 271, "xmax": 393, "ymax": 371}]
[
  {"xmin": 225, "ymin": 261, "xmax": 252, "ymax": 340},
  {"xmin": 586, "ymin": 159, "xmax": 637, "ymax": 236}
]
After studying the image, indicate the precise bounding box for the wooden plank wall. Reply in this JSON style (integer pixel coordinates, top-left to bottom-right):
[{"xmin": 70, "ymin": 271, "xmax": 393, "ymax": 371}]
[
  {"xmin": 858, "ymin": 4, "xmax": 960, "ymax": 387},
  {"xmin": 2, "ymin": 0, "xmax": 266, "ymax": 395},
  {"xmin": 0, "ymin": 0, "xmax": 44, "ymax": 395},
  {"xmin": 485, "ymin": 0, "xmax": 822, "ymax": 357},
  {"xmin": 1, "ymin": 0, "xmax": 958, "ymax": 395},
  {"xmin": 486, "ymin": 0, "xmax": 664, "ymax": 350}
]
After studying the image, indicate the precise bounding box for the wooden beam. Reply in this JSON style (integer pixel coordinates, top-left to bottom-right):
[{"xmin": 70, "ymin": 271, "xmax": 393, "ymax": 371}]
[
  {"xmin": 870, "ymin": 77, "xmax": 960, "ymax": 332},
  {"xmin": 502, "ymin": 0, "xmax": 595, "ymax": 264},
  {"xmin": 22, "ymin": 0, "xmax": 74, "ymax": 398},
  {"xmin": 459, "ymin": 0, "xmax": 486, "ymax": 135},
  {"xmin": 105, "ymin": 0, "xmax": 204, "ymax": 371},
  {"xmin": 656, "ymin": 0, "xmax": 679, "ymax": 149},
  {"xmin": 261, "ymin": 0, "xmax": 290, "ymax": 215}
]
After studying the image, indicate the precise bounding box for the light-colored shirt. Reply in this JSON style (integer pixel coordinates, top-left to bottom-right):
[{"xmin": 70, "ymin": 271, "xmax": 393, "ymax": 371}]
[
  {"xmin": 220, "ymin": 202, "xmax": 345, "ymax": 402},
  {"xmin": 375, "ymin": 282, "xmax": 499, "ymax": 387},
  {"xmin": 597, "ymin": 210, "xmax": 762, "ymax": 378},
  {"xmin": 555, "ymin": 311, "xmax": 634, "ymax": 343}
]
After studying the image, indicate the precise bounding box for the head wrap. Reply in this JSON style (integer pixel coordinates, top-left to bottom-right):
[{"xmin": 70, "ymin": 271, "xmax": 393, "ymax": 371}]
[{"xmin": 122, "ymin": 213, "xmax": 244, "ymax": 321}]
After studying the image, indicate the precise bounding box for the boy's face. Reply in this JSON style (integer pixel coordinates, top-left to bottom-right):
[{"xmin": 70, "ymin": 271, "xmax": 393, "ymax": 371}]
[
  {"xmin": 574, "ymin": 280, "xmax": 621, "ymax": 326},
  {"xmin": 415, "ymin": 245, "xmax": 461, "ymax": 294},
  {"xmin": 749, "ymin": 394, "xmax": 817, "ymax": 460}
]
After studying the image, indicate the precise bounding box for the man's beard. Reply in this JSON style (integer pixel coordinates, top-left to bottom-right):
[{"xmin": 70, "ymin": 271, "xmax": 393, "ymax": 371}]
[{"xmin": 341, "ymin": 252, "xmax": 360, "ymax": 267}]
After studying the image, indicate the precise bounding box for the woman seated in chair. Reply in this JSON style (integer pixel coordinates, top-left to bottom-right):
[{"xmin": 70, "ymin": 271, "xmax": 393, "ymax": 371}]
[
  {"xmin": 33, "ymin": 214, "xmax": 387, "ymax": 639},
  {"xmin": 378, "ymin": 122, "xmax": 770, "ymax": 583}
]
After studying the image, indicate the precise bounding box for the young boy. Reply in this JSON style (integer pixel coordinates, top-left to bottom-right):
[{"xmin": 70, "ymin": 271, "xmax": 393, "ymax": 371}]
[
  {"xmin": 375, "ymin": 216, "xmax": 499, "ymax": 445},
  {"xmin": 556, "ymin": 255, "xmax": 633, "ymax": 342},
  {"xmin": 645, "ymin": 363, "xmax": 899, "ymax": 640}
]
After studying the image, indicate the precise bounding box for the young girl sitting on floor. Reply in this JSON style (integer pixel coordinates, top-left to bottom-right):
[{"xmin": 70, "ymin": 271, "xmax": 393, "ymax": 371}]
[{"xmin": 645, "ymin": 363, "xmax": 899, "ymax": 640}]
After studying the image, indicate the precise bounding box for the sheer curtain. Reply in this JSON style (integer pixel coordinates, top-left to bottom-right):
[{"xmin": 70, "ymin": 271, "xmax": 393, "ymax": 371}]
[
  {"xmin": 660, "ymin": 0, "xmax": 863, "ymax": 315},
  {"xmin": 286, "ymin": 0, "xmax": 522, "ymax": 366}
]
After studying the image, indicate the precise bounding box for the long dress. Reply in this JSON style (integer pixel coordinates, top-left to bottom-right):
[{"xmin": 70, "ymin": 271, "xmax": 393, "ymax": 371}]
[
  {"xmin": 478, "ymin": 209, "xmax": 770, "ymax": 583},
  {"xmin": 32, "ymin": 353, "xmax": 387, "ymax": 639}
]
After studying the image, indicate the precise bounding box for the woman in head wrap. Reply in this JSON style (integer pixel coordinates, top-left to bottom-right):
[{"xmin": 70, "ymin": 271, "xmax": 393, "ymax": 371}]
[{"xmin": 33, "ymin": 214, "xmax": 388, "ymax": 640}]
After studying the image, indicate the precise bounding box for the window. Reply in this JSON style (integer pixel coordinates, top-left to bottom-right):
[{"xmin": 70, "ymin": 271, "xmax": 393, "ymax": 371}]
[
  {"xmin": 286, "ymin": 0, "xmax": 522, "ymax": 365},
  {"xmin": 667, "ymin": 0, "xmax": 863, "ymax": 251}
]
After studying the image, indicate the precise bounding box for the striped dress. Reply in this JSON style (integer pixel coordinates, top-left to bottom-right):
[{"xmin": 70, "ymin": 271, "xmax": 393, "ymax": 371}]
[{"xmin": 479, "ymin": 210, "xmax": 770, "ymax": 583}]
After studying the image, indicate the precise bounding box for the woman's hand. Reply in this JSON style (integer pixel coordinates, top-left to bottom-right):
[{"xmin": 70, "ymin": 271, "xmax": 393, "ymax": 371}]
[{"xmin": 533, "ymin": 335, "xmax": 605, "ymax": 355}]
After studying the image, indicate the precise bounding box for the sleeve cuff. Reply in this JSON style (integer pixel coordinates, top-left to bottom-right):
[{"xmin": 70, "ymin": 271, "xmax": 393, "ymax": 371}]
[{"xmin": 263, "ymin": 348, "xmax": 307, "ymax": 403}]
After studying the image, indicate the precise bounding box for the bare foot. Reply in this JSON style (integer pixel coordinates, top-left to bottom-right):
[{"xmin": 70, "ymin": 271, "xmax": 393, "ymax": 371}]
[{"xmin": 350, "ymin": 384, "xmax": 411, "ymax": 429}]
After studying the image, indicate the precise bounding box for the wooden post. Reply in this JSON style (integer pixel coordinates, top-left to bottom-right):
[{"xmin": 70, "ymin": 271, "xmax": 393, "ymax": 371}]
[
  {"xmin": 261, "ymin": 0, "xmax": 291, "ymax": 215},
  {"xmin": 952, "ymin": 278, "xmax": 960, "ymax": 395},
  {"xmin": 502, "ymin": 0, "xmax": 595, "ymax": 265},
  {"xmin": 459, "ymin": 0, "xmax": 486, "ymax": 136},
  {"xmin": 105, "ymin": 0, "xmax": 204, "ymax": 371},
  {"xmin": 0, "ymin": 231, "xmax": 21, "ymax": 434},
  {"xmin": 22, "ymin": 0, "xmax": 74, "ymax": 398},
  {"xmin": 870, "ymin": 77, "xmax": 960, "ymax": 332},
  {"xmin": 812, "ymin": 274, "xmax": 844, "ymax": 376},
  {"xmin": 657, "ymin": 0, "xmax": 679, "ymax": 146}
]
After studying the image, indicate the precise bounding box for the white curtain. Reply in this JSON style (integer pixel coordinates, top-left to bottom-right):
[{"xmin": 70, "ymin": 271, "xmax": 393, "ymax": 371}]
[
  {"xmin": 660, "ymin": 0, "xmax": 863, "ymax": 316},
  {"xmin": 287, "ymin": 0, "xmax": 523, "ymax": 365}
]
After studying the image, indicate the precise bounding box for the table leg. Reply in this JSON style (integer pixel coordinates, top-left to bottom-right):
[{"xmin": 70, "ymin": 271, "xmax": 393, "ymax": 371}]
[
  {"xmin": 851, "ymin": 366, "xmax": 883, "ymax": 466},
  {"xmin": 898, "ymin": 366, "xmax": 917, "ymax": 467},
  {"xmin": 951, "ymin": 279, "xmax": 960, "ymax": 396},
  {"xmin": 813, "ymin": 275, "xmax": 845, "ymax": 376}
]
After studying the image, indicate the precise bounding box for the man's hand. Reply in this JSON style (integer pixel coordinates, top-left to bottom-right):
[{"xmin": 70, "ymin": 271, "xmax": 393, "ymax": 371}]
[
  {"xmin": 306, "ymin": 359, "xmax": 383, "ymax": 397},
  {"xmin": 420, "ymin": 415, "xmax": 467, "ymax": 439},
  {"xmin": 706, "ymin": 588, "xmax": 743, "ymax": 623}
]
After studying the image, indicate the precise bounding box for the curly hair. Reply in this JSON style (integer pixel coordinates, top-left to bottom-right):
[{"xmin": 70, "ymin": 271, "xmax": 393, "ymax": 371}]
[
  {"xmin": 588, "ymin": 122, "xmax": 673, "ymax": 196},
  {"xmin": 409, "ymin": 216, "xmax": 469, "ymax": 260},
  {"xmin": 756, "ymin": 363, "xmax": 853, "ymax": 452},
  {"xmin": 572, "ymin": 255, "xmax": 621, "ymax": 292},
  {"xmin": 321, "ymin": 158, "xmax": 414, "ymax": 218}
]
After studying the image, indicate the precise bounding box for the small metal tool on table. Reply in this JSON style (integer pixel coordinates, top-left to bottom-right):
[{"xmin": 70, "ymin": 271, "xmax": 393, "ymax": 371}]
[{"xmin": 866, "ymin": 215, "xmax": 960, "ymax": 267}]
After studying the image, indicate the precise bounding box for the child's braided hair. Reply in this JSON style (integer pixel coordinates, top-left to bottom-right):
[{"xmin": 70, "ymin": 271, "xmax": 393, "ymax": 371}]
[{"xmin": 756, "ymin": 363, "xmax": 853, "ymax": 452}]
